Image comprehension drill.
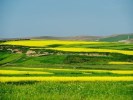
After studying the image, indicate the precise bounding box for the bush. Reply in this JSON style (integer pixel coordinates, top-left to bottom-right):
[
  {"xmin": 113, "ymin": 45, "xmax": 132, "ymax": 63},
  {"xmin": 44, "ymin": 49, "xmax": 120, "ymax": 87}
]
[{"xmin": 64, "ymin": 55, "xmax": 88, "ymax": 64}]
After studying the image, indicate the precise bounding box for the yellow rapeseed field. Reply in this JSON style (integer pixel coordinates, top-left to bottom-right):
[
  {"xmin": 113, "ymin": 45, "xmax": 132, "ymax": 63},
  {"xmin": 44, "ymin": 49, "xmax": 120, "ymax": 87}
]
[
  {"xmin": 109, "ymin": 62, "xmax": 133, "ymax": 64},
  {"xmin": 46, "ymin": 68, "xmax": 133, "ymax": 74},
  {"xmin": 1, "ymin": 40, "xmax": 107, "ymax": 47},
  {"xmin": 2, "ymin": 67, "xmax": 133, "ymax": 75},
  {"xmin": 81, "ymin": 70, "xmax": 133, "ymax": 74},
  {"xmin": 0, "ymin": 70, "xmax": 53, "ymax": 74},
  {"xmin": 0, "ymin": 76, "xmax": 133, "ymax": 82},
  {"xmin": 47, "ymin": 48, "xmax": 133, "ymax": 55},
  {"xmin": 2, "ymin": 40, "xmax": 133, "ymax": 55}
]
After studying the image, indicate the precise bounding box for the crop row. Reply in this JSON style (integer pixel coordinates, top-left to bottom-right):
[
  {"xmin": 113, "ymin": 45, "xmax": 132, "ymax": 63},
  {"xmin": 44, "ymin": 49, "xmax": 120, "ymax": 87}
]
[{"xmin": 1, "ymin": 76, "xmax": 133, "ymax": 82}]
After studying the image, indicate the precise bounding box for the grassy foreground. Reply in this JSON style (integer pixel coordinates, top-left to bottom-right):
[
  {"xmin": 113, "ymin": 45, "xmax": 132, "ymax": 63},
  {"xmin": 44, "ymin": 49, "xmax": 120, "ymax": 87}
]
[
  {"xmin": 0, "ymin": 66, "xmax": 133, "ymax": 100},
  {"xmin": 0, "ymin": 81, "xmax": 133, "ymax": 100}
]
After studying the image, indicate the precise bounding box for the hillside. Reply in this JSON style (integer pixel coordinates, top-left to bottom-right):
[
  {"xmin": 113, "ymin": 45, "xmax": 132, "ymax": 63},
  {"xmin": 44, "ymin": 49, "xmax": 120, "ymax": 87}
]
[
  {"xmin": 99, "ymin": 33, "xmax": 133, "ymax": 42},
  {"xmin": 32, "ymin": 36, "xmax": 101, "ymax": 41},
  {"xmin": 0, "ymin": 36, "xmax": 102, "ymax": 41},
  {"xmin": 1, "ymin": 33, "xmax": 133, "ymax": 42},
  {"xmin": 1, "ymin": 37, "xmax": 133, "ymax": 100}
]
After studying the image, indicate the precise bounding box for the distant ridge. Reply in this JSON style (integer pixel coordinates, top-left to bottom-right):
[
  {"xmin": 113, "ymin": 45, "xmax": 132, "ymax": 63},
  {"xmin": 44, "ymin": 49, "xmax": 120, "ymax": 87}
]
[
  {"xmin": 99, "ymin": 33, "xmax": 133, "ymax": 42},
  {"xmin": 33, "ymin": 36, "xmax": 101, "ymax": 41},
  {"xmin": 0, "ymin": 35, "xmax": 101, "ymax": 41},
  {"xmin": 0, "ymin": 33, "xmax": 133, "ymax": 42}
]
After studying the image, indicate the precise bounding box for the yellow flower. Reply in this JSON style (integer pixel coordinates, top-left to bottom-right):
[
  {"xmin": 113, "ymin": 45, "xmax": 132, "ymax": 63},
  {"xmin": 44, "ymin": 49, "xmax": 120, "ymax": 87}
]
[
  {"xmin": 47, "ymin": 48, "xmax": 133, "ymax": 55},
  {"xmin": 2, "ymin": 40, "xmax": 106, "ymax": 47},
  {"xmin": 4, "ymin": 67, "xmax": 133, "ymax": 74},
  {"xmin": 0, "ymin": 76, "xmax": 133, "ymax": 82},
  {"xmin": 109, "ymin": 62, "xmax": 133, "ymax": 65},
  {"xmin": 0, "ymin": 70, "xmax": 53, "ymax": 75}
]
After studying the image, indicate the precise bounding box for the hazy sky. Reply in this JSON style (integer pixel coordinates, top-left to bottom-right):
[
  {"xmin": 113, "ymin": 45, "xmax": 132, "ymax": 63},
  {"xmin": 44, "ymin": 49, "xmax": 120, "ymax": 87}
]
[{"xmin": 0, "ymin": 0, "xmax": 133, "ymax": 38}]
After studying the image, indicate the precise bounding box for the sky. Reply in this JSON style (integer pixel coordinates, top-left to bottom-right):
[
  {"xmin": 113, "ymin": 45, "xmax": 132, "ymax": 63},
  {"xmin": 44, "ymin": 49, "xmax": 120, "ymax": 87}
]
[{"xmin": 0, "ymin": 0, "xmax": 133, "ymax": 38}]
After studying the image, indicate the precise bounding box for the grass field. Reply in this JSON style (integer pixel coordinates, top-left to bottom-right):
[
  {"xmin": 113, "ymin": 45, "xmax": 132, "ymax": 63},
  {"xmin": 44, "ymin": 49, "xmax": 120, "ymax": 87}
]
[
  {"xmin": 0, "ymin": 66, "xmax": 133, "ymax": 100},
  {"xmin": 99, "ymin": 34, "xmax": 133, "ymax": 42},
  {"xmin": 0, "ymin": 40, "xmax": 133, "ymax": 100},
  {"xmin": 1, "ymin": 82, "xmax": 133, "ymax": 100}
]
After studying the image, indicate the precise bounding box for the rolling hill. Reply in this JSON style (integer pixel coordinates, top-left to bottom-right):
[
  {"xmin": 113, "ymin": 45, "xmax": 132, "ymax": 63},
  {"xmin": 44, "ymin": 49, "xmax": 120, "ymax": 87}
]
[
  {"xmin": 1, "ymin": 33, "xmax": 133, "ymax": 42},
  {"xmin": 32, "ymin": 36, "xmax": 102, "ymax": 41},
  {"xmin": 99, "ymin": 33, "xmax": 133, "ymax": 42}
]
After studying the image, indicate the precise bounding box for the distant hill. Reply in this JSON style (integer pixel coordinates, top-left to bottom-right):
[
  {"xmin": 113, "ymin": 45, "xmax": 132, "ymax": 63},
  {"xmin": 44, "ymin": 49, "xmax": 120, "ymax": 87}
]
[
  {"xmin": 99, "ymin": 33, "xmax": 133, "ymax": 42},
  {"xmin": 33, "ymin": 36, "xmax": 101, "ymax": 41},
  {"xmin": 1, "ymin": 33, "xmax": 133, "ymax": 42}
]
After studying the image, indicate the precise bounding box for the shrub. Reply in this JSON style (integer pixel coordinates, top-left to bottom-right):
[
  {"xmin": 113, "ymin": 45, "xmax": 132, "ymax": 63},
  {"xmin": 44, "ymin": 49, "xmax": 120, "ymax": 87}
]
[{"xmin": 64, "ymin": 55, "xmax": 88, "ymax": 64}]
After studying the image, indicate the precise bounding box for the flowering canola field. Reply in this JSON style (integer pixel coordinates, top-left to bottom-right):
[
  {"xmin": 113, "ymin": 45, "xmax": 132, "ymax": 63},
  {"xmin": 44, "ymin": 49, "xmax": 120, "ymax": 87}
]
[
  {"xmin": 109, "ymin": 62, "xmax": 133, "ymax": 64},
  {"xmin": 1, "ymin": 40, "xmax": 133, "ymax": 55},
  {"xmin": 0, "ymin": 70, "xmax": 53, "ymax": 75},
  {"xmin": 1, "ymin": 40, "xmax": 133, "ymax": 82},
  {"xmin": 1, "ymin": 76, "xmax": 133, "ymax": 82},
  {"xmin": 0, "ymin": 67, "xmax": 133, "ymax": 82},
  {"xmin": 47, "ymin": 47, "xmax": 133, "ymax": 55},
  {"xmin": 2, "ymin": 40, "xmax": 107, "ymax": 47},
  {"xmin": 2, "ymin": 67, "xmax": 133, "ymax": 74}
]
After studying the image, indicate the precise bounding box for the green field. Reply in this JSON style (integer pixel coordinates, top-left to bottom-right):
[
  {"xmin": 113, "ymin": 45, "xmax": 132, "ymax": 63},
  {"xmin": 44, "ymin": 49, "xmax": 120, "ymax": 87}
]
[
  {"xmin": 1, "ymin": 82, "xmax": 133, "ymax": 100},
  {"xmin": 0, "ymin": 40, "xmax": 133, "ymax": 100},
  {"xmin": 99, "ymin": 34, "xmax": 133, "ymax": 42}
]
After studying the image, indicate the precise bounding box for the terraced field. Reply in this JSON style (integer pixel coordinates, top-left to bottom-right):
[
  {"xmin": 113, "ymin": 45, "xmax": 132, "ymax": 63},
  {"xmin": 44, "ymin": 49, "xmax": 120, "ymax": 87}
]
[
  {"xmin": 0, "ymin": 67, "xmax": 133, "ymax": 82},
  {"xmin": 0, "ymin": 40, "xmax": 133, "ymax": 100}
]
